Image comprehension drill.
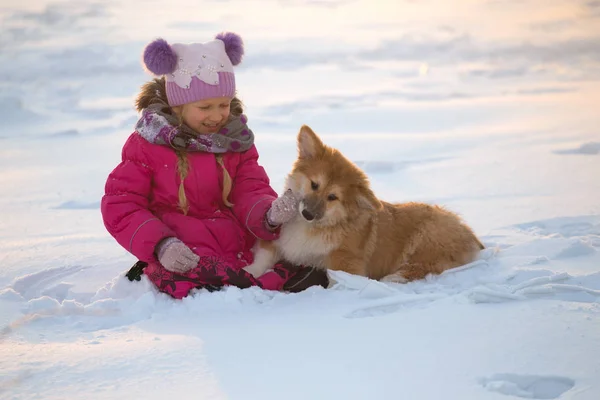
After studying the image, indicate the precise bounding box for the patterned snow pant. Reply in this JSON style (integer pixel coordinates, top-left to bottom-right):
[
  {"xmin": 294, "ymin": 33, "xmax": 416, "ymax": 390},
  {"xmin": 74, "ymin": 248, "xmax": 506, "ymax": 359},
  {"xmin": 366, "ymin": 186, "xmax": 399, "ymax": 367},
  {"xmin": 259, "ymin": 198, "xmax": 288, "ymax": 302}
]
[{"xmin": 126, "ymin": 257, "xmax": 329, "ymax": 299}]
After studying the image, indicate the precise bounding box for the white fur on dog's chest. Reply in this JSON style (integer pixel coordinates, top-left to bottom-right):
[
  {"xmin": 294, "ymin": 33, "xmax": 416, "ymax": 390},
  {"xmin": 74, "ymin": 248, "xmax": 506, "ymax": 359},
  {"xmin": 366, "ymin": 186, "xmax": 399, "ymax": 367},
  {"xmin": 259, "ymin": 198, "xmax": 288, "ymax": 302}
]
[{"xmin": 276, "ymin": 218, "xmax": 336, "ymax": 268}]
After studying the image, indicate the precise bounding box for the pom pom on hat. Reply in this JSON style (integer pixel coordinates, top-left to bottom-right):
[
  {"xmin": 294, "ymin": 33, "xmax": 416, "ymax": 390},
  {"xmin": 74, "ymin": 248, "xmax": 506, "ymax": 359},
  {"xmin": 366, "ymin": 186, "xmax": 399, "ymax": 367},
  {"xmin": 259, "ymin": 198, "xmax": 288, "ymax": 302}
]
[
  {"xmin": 215, "ymin": 32, "xmax": 244, "ymax": 66},
  {"xmin": 143, "ymin": 38, "xmax": 178, "ymax": 75}
]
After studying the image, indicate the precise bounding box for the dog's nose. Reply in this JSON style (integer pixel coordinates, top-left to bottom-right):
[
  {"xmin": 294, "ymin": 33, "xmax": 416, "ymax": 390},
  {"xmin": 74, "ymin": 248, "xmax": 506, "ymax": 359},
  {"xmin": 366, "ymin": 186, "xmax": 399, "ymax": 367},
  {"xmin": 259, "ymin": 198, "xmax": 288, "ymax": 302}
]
[{"xmin": 301, "ymin": 209, "xmax": 315, "ymax": 221}]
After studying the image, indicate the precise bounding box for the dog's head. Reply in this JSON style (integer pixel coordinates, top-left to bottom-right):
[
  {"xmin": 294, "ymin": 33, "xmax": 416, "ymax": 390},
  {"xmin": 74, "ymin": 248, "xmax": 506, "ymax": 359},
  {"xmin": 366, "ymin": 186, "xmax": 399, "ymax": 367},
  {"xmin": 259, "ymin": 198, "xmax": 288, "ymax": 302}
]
[{"xmin": 285, "ymin": 125, "xmax": 383, "ymax": 226}]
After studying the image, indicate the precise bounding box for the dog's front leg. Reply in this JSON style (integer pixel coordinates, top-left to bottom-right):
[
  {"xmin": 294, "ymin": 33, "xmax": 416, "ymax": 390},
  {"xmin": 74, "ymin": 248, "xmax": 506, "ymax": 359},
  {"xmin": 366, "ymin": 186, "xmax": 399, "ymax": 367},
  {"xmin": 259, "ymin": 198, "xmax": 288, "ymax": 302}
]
[
  {"xmin": 244, "ymin": 241, "xmax": 278, "ymax": 278},
  {"xmin": 325, "ymin": 248, "xmax": 367, "ymax": 277}
]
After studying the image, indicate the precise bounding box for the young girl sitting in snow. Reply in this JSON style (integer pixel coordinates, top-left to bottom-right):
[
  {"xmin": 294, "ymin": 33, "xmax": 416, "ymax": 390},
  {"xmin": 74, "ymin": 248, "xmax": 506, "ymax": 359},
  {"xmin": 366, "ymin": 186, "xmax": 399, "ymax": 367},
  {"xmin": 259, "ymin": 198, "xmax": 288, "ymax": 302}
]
[{"xmin": 101, "ymin": 32, "xmax": 328, "ymax": 299}]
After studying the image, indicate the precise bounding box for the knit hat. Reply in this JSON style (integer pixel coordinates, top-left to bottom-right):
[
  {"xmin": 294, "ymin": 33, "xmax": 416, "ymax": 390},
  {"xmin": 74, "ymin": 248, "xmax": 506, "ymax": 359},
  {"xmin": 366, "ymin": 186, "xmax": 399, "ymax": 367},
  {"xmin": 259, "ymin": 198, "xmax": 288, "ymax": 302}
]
[{"xmin": 142, "ymin": 32, "xmax": 244, "ymax": 106}]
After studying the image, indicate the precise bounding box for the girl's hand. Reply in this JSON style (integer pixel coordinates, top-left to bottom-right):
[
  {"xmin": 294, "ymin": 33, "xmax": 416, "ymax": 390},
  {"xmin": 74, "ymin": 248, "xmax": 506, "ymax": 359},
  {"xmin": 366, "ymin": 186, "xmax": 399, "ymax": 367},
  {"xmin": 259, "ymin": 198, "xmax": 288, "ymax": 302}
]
[
  {"xmin": 156, "ymin": 237, "xmax": 200, "ymax": 273},
  {"xmin": 266, "ymin": 190, "xmax": 300, "ymax": 226}
]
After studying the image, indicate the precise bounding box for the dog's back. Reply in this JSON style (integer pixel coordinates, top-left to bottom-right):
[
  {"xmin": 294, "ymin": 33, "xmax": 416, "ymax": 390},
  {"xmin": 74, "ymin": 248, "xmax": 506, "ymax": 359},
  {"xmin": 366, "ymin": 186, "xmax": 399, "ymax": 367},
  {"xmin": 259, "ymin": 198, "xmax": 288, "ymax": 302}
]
[{"xmin": 366, "ymin": 202, "xmax": 483, "ymax": 281}]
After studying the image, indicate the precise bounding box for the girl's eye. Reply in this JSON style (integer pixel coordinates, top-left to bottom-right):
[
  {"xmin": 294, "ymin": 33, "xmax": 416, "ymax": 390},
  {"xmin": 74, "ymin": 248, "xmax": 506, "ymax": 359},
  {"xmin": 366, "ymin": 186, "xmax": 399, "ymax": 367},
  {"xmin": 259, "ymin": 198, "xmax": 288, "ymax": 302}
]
[
  {"xmin": 220, "ymin": 104, "xmax": 230, "ymax": 108},
  {"xmin": 311, "ymin": 181, "xmax": 319, "ymax": 190},
  {"xmin": 327, "ymin": 194, "xmax": 338, "ymax": 201}
]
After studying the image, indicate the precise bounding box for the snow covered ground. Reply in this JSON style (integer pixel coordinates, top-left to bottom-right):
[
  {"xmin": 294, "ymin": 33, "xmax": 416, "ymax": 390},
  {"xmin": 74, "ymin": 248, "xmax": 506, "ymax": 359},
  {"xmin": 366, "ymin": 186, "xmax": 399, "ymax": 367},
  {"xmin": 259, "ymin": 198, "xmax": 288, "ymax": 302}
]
[{"xmin": 1, "ymin": 0, "xmax": 599, "ymax": 399}]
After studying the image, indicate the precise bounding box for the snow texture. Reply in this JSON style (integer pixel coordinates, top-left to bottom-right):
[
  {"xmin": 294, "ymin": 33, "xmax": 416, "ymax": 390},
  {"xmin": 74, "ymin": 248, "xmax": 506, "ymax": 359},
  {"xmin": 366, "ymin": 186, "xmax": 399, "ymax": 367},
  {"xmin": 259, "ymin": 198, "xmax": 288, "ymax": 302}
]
[{"xmin": 1, "ymin": 0, "xmax": 599, "ymax": 399}]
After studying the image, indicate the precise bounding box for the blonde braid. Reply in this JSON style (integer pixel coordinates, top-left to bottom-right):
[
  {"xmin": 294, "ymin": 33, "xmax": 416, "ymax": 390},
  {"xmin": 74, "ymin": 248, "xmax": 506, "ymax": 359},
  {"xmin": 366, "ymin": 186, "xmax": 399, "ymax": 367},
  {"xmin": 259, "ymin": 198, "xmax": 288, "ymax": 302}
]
[
  {"xmin": 176, "ymin": 150, "xmax": 190, "ymax": 215},
  {"xmin": 171, "ymin": 108, "xmax": 190, "ymax": 215},
  {"xmin": 216, "ymin": 154, "xmax": 234, "ymax": 207},
  {"xmin": 215, "ymin": 96, "xmax": 243, "ymax": 208}
]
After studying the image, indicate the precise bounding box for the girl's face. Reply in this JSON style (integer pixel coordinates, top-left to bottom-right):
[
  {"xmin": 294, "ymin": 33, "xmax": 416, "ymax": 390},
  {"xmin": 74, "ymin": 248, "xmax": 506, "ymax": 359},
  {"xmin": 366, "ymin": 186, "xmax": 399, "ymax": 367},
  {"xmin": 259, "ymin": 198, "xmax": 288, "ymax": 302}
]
[{"xmin": 176, "ymin": 96, "xmax": 232, "ymax": 135}]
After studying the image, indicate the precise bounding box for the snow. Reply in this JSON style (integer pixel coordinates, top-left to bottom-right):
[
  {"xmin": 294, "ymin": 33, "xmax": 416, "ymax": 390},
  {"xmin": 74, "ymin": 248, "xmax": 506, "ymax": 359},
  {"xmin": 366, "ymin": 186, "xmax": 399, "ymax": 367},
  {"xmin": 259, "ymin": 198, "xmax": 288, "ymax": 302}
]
[{"xmin": 1, "ymin": 0, "xmax": 600, "ymax": 399}]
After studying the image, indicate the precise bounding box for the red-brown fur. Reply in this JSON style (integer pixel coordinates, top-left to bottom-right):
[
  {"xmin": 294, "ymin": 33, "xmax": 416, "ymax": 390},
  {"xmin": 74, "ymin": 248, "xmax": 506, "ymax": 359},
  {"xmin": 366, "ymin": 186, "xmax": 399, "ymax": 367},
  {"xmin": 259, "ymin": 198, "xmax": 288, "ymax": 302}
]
[{"xmin": 244, "ymin": 125, "xmax": 484, "ymax": 283}]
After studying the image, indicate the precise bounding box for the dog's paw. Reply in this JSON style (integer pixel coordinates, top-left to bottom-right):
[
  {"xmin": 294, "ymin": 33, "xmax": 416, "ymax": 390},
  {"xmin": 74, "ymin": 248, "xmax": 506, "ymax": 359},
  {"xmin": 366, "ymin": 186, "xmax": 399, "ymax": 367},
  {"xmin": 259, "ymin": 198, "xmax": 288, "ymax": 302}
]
[
  {"xmin": 380, "ymin": 272, "xmax": 408, "ymax": 284},
  {"xmin": 243, "ymin": 263, "xmax": 269, "ymax": 278}
]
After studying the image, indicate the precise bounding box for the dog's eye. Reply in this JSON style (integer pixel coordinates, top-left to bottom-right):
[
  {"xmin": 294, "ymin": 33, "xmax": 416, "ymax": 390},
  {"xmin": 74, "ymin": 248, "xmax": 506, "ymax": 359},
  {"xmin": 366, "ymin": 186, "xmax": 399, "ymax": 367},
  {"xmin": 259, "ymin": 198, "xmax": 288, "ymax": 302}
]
[
  {"xmin": 327, "ymin": 194, "xmax": 338, "ymax": 201},
  {"xmin": 311, "ymin": 181, "xmax": 319, "ymax": 190}
]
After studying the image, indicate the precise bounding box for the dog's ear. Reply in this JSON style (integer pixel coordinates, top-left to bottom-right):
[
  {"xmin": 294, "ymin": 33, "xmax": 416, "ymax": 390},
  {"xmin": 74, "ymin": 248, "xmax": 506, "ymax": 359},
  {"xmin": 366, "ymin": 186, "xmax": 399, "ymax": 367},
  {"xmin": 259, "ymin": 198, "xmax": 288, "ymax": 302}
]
[
  {"xmin": 297, "ymin": 125, "xmax": 324, "ymax": 159},
  {"xmin": 356, "ymin": 186, "xmax": 383, "ymax": 211}
]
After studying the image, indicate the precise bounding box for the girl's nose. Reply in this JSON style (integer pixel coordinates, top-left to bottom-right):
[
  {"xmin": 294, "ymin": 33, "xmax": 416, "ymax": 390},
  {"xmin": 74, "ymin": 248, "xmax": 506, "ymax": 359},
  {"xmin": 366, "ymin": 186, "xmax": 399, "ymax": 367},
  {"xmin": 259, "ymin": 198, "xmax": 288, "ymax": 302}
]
[{"xmin": 208, "ymin": 111, "xmax": 222, "ymax": 123}]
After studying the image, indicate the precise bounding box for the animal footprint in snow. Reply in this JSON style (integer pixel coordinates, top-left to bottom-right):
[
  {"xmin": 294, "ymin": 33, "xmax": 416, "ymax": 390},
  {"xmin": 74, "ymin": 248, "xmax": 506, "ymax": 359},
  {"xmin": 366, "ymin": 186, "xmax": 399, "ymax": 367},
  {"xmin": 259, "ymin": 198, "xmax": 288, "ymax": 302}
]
[{"xmin": 479, "ymin": 373, "xmax": 574, "ymax": 399}]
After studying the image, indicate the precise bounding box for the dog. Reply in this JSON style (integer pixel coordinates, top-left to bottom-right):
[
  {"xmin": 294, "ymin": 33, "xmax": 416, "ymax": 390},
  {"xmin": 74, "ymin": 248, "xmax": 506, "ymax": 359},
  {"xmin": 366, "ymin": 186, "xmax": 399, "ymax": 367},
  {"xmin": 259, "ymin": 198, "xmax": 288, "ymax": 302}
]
[{"xmin": 244, "ymin": 125, "xmax": 484, "ymax": 283}]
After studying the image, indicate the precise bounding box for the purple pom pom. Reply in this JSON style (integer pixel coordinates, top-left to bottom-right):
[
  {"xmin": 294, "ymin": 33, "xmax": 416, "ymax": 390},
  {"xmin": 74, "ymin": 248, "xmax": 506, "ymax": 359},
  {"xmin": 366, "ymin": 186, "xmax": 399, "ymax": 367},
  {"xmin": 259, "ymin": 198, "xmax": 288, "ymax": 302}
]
[
  {"xmin": 143, "ymin": 38, "xmax": 178, "ymax": 75},
  {"xmin": 215, "ymin": 32, "xmax": 244, "ymax": 66}
]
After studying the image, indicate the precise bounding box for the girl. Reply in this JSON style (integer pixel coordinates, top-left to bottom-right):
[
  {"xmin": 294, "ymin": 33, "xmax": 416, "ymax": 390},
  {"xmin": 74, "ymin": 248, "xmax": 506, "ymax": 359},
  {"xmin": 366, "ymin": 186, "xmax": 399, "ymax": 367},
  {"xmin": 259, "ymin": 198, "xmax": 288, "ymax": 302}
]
[{"xmin": 101, "ymin": 32, "xmax": 328, "ymax": 299}]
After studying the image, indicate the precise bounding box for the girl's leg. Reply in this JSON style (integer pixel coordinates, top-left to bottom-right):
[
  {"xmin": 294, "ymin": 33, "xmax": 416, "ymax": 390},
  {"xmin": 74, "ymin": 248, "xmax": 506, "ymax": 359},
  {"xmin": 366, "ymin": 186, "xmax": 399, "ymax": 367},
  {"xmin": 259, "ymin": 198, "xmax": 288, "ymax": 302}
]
[{"xmin": 137, "ymin": 258, "xmax": 329, "ymax": 299}]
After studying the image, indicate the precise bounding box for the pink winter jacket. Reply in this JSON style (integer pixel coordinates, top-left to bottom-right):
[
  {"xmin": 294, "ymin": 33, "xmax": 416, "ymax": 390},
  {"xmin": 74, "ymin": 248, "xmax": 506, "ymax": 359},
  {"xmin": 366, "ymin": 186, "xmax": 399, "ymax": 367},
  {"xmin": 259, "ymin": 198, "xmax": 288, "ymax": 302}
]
[{"xmin": 101, "ymin": 132, "xmax": 280, "ymax": 275}]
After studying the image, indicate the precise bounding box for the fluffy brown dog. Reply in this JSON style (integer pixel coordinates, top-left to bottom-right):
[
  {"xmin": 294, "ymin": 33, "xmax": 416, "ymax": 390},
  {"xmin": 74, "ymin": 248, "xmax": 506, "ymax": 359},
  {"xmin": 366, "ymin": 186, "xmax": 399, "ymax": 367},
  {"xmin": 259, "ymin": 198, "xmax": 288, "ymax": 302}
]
[{"xmin": 244, "ymin": 125, "xmax": 484, "ymax": 283}]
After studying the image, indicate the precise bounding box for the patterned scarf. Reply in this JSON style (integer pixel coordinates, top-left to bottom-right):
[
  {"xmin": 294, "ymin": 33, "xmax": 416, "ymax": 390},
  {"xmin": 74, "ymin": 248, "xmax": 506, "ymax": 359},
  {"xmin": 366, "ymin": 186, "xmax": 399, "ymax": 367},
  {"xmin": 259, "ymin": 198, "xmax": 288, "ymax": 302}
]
[{"xmin": 135, "ymin": 103, "xmax": 254, "ymax": 153}]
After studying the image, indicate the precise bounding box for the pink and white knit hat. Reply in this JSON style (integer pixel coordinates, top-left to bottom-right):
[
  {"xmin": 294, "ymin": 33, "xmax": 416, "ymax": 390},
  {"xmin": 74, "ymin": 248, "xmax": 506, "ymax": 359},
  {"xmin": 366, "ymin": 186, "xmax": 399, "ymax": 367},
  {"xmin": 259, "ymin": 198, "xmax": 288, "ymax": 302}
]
[{"xmin": 142, "ymin": 32, "xmax": 244, "ymax": 106}]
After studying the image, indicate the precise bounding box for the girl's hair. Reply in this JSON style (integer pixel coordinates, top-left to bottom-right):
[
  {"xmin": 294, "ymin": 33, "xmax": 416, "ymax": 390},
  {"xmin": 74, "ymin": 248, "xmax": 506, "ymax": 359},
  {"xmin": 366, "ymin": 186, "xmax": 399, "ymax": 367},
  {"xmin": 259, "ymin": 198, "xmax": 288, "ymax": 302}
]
[{"xmin": 136, "ymin": 78, "xmax": 240, "ymax": 214}]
